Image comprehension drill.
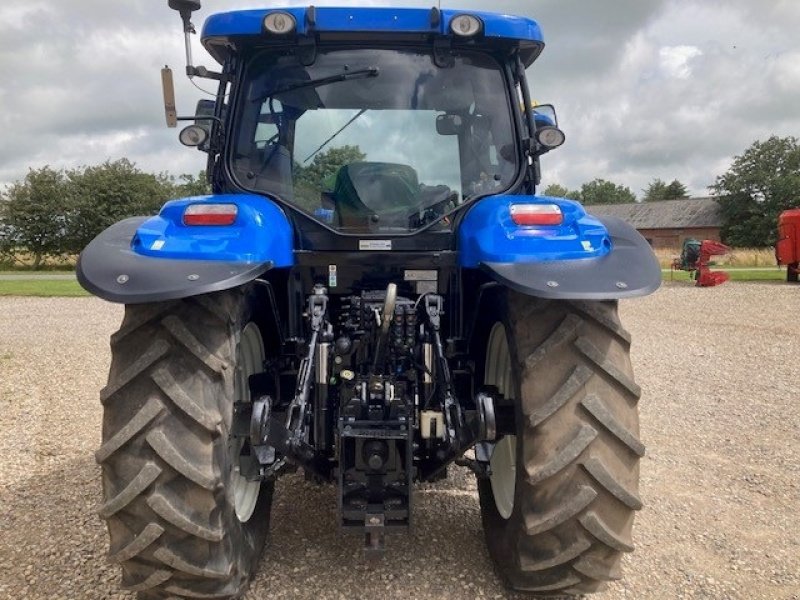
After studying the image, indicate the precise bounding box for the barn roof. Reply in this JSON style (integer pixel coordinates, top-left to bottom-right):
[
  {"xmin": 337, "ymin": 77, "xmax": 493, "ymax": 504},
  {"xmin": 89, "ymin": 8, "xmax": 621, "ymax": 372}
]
[{"xmin": 585, "ymin": 197, "xmax": 722, "ymax": 229}]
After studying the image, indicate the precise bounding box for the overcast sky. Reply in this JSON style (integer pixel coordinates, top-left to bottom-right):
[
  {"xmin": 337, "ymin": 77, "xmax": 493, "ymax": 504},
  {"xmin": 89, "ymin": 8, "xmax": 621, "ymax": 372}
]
[{"xmin": 1, "ymin": 0, "xmax": 798, "ymax": 198}]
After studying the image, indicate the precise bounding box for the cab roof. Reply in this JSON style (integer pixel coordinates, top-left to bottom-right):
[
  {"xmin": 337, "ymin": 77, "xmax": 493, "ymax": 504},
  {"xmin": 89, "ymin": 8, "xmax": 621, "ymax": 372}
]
[{"xmin": 201, "ymin": 6, "xmax": 544, "ymax": 66}]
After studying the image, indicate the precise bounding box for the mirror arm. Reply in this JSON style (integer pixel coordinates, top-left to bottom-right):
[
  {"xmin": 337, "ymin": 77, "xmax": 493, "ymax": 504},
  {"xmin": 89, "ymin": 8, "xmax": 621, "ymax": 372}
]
[
  {"xmin": 433, "ymin": 37, "xmax": 454, "ymax": 68},
  {"xmin": 176, "ymin": 115, "xmax": 223, "ymax": 127},
  {"xmin": 186, "ymin": 65, "xmax": 223, "ymax": 80}
]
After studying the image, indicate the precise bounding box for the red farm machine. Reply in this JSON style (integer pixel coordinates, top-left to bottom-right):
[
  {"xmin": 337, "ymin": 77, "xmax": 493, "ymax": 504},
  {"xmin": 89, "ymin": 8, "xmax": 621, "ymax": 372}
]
[
  {"xmin": 671, "ymin": 239, "xmax": 731, "ymax": 286},
  {"xmin": 776, "ymin": 208, "xmax": 800, "ymax": 283}
]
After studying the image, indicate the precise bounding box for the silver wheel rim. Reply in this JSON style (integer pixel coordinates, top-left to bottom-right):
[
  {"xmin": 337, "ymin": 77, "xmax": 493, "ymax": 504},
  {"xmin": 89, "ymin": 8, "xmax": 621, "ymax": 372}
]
[
  {"xmin": 232, "ymin": 322, "xmax": 264, "ymax": 523},
  {"xmin": 486, "ymin": 322, "xmax": 516, "ymax": 520}
]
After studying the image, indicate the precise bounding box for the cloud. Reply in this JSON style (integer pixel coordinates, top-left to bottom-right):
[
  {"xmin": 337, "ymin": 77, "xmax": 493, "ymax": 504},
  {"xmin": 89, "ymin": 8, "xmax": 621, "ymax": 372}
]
[
  {"xmin": 659, "ymin": 45, "xmax": 702, "ymax": 79},
  {"xmin": 536, "ymin": 0, "xmax": 800, "ymax": 196},
  {"xmin": 1, "ymin": 0, "xmax": 799, "ymax": 202}
]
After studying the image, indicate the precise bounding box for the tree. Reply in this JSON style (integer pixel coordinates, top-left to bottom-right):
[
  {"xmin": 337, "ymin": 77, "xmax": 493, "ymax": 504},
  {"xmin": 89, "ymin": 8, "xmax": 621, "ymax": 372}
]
[
  {"xmin": 643, "ymin": 178, "xmax": 689, "ymax": 202},
  {"xmin": 580, "ymin": 178, "xmax": 636, "ymax": 205},
  {"xmin": 293, "ymin": 145, "xmax": 366, "ymax": 210},
  {"xmin": 171, "ymin": 171, "xmax": 212, "ymax": 197},
  {"xmin": 642, "ymin": 179, "xmax": 667, "ymax": 202},
  {"xmin": 0, "ymin": 162, "xmax": 224, "ymax": 266},
  {"xmin": 542, "ymin": 183, "xmax": 581, "ymax": 201},
  {"xmin": 66, "ymin": 159, "xmax": 174, "ymax": 253},
  {"xmin": 712, "ymin": 136, "xmax": 800, "ymax": 247},
  {"xmin": 664, "ymin": 180, "xmax": 689, "ymax": 200},
  {"xmin": 0, "ymin": 167, "xmax": 71, "ymax": 269}
]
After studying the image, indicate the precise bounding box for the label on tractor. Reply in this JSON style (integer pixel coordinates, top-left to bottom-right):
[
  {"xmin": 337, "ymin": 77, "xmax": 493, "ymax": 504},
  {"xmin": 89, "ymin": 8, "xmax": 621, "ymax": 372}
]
[
  {"xmin": 404, "ymin": 270, "xmax": 438, "ymax": 281},
  {"xmin": 359, "ymin": 240, "xmax": 392, "ymax": 251}
]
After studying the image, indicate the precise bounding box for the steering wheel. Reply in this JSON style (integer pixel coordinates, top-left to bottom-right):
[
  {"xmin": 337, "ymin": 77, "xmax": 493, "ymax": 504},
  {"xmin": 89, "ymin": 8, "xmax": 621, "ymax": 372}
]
[{"xmin": 410, "ymin": 186, "xmax": 458, "ymax": 227}]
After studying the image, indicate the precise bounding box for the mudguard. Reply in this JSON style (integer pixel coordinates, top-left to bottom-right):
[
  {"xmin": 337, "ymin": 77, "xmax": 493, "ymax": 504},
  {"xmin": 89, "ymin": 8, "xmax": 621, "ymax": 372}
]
[
  {"xmin": 458, "ymin": 195, "xmax": 661, "ymax": 300},
  {"xmin": 77, "ymin": 194, "xmax": 294, "ymax": 304}
]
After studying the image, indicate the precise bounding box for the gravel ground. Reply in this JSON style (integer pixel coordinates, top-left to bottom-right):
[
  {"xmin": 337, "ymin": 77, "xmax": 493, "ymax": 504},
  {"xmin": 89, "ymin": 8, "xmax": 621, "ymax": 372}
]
[{"xmin": 0, "ymin": 283, "xmax": 798, "ymax": 599}]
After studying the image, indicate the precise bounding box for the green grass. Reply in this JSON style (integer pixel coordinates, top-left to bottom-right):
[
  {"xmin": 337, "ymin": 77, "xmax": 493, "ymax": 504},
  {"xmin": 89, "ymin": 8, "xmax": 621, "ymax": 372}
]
[
  {"xmin": 663, "ymin": 268, "xmax": 786, "ymax": 282},
  {"xmin": 0, "ymin": 266, "xmax": 76, "ymax": 273},
  {"xmin": 0, "ymin": 279, "xmax": 89, "ymax": 297},
  {"xmin": 0, "ymin": 269, "xmax": 788, "ymax": 297},
  {"xmin": 727, "ymin": 269, "xmax": 787, "ymax": 281},
  {"xmin": 0, "ymin": 271, "xmax": 76, "ymax": 276}
]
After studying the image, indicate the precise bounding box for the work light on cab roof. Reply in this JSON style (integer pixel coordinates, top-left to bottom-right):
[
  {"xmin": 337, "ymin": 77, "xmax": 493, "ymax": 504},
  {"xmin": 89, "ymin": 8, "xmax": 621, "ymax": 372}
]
[
  {"xmin": 450, "ymin": 14, "xmax": 482, "ymax": 37},
  {"xmin": 263, "ymin": 11, "xmax": 296, "ymax": 35}
]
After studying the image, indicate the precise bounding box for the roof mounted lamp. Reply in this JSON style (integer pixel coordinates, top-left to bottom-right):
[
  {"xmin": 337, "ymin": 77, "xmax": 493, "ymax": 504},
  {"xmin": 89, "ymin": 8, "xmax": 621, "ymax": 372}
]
[
  {"xmin": 263, "ymin": 11, "xmax": 297, "ymax": 35},
  {"xmin": 450, "ymin": 14, "xmax": 483, "ymax": 37}
]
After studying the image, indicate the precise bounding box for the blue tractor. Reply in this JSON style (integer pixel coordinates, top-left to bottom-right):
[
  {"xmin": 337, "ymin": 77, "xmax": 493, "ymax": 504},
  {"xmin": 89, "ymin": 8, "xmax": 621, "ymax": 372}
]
[{"xmin": 80, "ymin": 3, "xmax": 660, "ymax": 598}]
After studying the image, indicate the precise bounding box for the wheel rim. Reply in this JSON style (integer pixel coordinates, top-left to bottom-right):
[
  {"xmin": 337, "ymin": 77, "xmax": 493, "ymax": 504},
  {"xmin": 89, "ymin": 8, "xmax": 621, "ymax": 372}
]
[
  {"xmin": 232, "ymin": 322, "xmax": 264, "ymax": 523},
  {"xmin": 485, "ymin": 322, "xmax": 516, "ymax": 520}
]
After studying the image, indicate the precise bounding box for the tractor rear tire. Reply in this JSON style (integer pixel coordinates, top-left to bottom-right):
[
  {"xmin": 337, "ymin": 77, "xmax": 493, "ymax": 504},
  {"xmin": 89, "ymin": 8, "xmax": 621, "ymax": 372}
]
[
  {"xmin": 788, "ymin": 262, "xmax": 799, "ymax": 283},
  {"xmin": 477, "ymin": 292, "xmax": 643, "ymax": 595},
  {"xmin": 95, "ymin": 288, "xmax": 273, "ymax": 599}
]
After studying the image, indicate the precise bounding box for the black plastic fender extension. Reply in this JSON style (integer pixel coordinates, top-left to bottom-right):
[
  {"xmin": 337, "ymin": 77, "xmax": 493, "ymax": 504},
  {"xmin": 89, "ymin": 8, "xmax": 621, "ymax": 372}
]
[
  {"xmin": 481, "ymin": 216, "xmax": 662, "ymax": 300},
  {"xmin": 77, "ymin": 217, "xmax": 274, "ymax": 304}
]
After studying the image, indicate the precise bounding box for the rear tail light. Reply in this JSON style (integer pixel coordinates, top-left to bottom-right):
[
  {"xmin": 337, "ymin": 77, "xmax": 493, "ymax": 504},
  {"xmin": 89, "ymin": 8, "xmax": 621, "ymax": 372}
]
[
  {"xmin": 183, "ymin": 203, "xmax": 238, "ymax": 226},
  {"xmin": 510, "ymin": 204, "xmax": 563, "ymax": 226}
]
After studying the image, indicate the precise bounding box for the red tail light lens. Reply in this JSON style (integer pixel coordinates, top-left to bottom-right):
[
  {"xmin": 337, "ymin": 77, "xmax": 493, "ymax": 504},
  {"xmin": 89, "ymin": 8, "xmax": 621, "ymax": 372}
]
[
  {"xmin": 183, "ymin": 203, "xmax": 238, "ymax": 226},
  {"xmin": 510, "ymin": 204, "xmax": 563, "ymax": 226}
]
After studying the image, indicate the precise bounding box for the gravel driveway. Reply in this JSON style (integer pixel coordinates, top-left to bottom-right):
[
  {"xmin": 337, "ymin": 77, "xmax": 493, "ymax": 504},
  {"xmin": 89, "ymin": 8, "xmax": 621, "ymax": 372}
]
[{"xmin": 1, "ymin": 283, "xmax": 798, "ymax": 599}]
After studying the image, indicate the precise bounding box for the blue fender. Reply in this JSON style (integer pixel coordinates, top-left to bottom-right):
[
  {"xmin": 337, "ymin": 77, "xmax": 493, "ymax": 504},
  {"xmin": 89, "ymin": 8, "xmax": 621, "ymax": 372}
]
[
  {"xmin": 458, "ymin": 195, "xmax": 661, "ymax": 299},
  {"xmin": 77, "ymin": 194, "xmax": 295, "ymax": 304}
]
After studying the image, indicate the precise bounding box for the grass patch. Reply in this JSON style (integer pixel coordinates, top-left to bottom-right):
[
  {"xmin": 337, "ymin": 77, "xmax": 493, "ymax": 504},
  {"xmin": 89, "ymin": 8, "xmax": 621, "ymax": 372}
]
[
  {"xmin": 0, "ymin": 279, "xmax": 89, "ymax": 297},
  {"xmin": 654, "ymin": 246, "xmax": 777, "ymax": 269},
  {"xmin": 726, "ymin": 269, "xmax": 786, "ymax": 281},
  {"xmin": 0, "ymin": 270, "xmax": 76, "ymax": 276},
  {"xmin": 663, "ymin": 268, "xmax": 786, "ymax": 282},
  {"xmin": 0, "ymin": 265, "xmax": 77, "ymax": 273}
]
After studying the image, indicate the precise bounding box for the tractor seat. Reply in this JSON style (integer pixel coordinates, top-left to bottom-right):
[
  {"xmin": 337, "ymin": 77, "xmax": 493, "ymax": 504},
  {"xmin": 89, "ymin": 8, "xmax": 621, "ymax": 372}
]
[{"xmin": 333, "ymin": 162, "xmax": 420, "ymax": 229}]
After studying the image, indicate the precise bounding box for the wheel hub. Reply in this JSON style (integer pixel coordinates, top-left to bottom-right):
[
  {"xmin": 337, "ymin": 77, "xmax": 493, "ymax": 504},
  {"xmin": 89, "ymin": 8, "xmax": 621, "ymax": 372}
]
[
  {"xmin": 485, "ymin": 322, "xmax": 516, "ymax": 520},
  {"xmin": 231, "ymin": 322, "xmax": 265, "ymax": 523}
]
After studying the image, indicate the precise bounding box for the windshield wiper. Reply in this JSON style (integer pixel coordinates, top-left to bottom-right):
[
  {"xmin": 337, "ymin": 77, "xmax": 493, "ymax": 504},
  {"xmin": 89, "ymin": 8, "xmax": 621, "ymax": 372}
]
[
  {"xmin": 303, "ymin": 109, "xmax": 367, "ymax": 164},
  {"xmin": 252, "ymin": 67, "xmax": 379, "ymax": 103}
]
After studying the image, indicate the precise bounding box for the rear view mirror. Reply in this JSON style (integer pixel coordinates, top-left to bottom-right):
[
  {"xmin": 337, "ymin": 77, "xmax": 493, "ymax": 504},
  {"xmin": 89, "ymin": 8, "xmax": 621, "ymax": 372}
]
[
  {"xmin": 436, "ymin": 114, "xmax": 464, "ymax": 136},
  {"xmin": 195, "ymin": 99, "xmax": 216, "ymax": 123},
  {"xmin": 533, "ymin": 104, "xmax": 558, "ymax": 128}
]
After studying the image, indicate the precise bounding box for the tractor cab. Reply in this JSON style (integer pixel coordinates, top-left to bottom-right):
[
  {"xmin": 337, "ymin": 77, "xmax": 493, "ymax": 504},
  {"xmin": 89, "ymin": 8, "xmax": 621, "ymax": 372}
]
[
  {"xmin": 232, "ymin": 45, "xmax": 516, "ymax": 225},
  {"xmin": 174, "ymin": 6, "xmax": 564, "ymax": 239}
]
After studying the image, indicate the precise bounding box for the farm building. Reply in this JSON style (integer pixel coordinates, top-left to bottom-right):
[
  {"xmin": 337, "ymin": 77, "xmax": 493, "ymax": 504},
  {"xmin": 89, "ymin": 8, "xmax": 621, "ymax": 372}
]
[{"xmin": 585, "ymin": 197, "xmax": 722, "ymax": 248}]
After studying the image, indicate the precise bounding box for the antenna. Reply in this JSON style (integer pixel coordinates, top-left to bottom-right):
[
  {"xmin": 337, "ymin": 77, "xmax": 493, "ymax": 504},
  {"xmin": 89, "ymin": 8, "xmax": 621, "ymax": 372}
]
[{"xmin": 168, "ymin": 0, "xmax": 202, "ymax": 77}]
